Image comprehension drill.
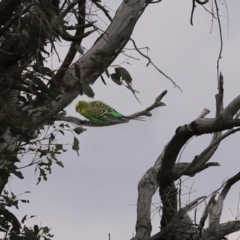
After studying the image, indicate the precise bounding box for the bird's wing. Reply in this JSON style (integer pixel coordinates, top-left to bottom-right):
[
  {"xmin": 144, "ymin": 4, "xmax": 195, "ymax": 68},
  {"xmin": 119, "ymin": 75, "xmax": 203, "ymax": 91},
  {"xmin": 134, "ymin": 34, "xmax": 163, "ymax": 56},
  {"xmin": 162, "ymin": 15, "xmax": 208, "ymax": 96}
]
[{"xmin": 88, "ymin": 101, "xmax": 110, "ymax": 118}]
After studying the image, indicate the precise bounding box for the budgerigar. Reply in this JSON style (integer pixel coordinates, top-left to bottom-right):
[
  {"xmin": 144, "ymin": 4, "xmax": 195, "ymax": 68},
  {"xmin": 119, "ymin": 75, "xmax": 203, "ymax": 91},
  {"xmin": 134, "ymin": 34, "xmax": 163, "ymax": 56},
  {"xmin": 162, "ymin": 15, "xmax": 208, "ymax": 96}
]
[{"xmin": 76, "ymin": 100, "xmax": 140, "ymax": 124}]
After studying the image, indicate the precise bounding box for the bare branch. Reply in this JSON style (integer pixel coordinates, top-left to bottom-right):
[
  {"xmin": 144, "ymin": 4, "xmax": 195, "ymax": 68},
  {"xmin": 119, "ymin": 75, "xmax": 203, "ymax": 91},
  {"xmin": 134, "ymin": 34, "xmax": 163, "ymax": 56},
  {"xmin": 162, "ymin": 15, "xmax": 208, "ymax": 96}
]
[
  {"xmin": 176, "ymin": 73, "xmax": 223, "ymax": 181},
  {"xmin": 190, "ymin": 0, "xmax": 196, "ymax": 25},
  {"xmin": 130, "ymin": 39, "xmax": 182, "ymax": 92},
  {"xmin": 173, "ymin": 162, "xmax": 220, "ymax": 177},
  {"xmin": 209, "ymin": 172, "xmax": 240, "ymax": 234},
  {"xmin": 190, "ymin": 0, "xmax": 209, "ymax": 25},
  {"xmin": 214, "ymin": 0, "xmax": 223, "ymax": 80},
  {"xmin": 66, "ymin": 22, "xmax": 96, "ymax": 30},
  {"xmin": 220, "ymin": 172, "xmax": 240, "ymax": 200},
  {"xmin": 216, "ymin": 72, "xmax": 224, "ymax": 116},
  {"xmin": 91, "ymin": 0, "xmax": 113, "ymax": 22},
  {"xmin": 175, "ymin": 128, "xmax": 240, "ymax": 180},
  {"xmin": 149, "ymin": 196, "xmax": 206, "ymax": 240},
  {"xmin": 130, "ymin": 90, "xmax": 167, "ymax": 118},
  {"xmin": 195, "ymin": 0, "xmax": 209, "ymax": 5},
  {"xmin": 132, "ymin": 145, "xmax": 168, "ymax": 240},
  {"xmin": 197, "ymin": 108, "xmax": 210, "ymax": 118},
  {"xmin": 133, "ymin": 167, "xmax": 158, "ymax": 240},
  {"xmin": 199, "ymin": 193, "xmax": 217, "ymax": 237},
  {"xmin": 132, "ymin": 90, "xmax": 240, "ymax": 240},
  {"xmin": 222, "ymin": 95, "xmax": 240, "ymax": 119},
  {"xmin": 60, "ymin": 29, "xmax": 96, "ymax": 41},
  {"xmin": 59, "ymin": 0, "xmax": 79, "ymax": 18},
  {"xmin": 214, "ymin": 220, "xmax": 240, "ymax": 237}
]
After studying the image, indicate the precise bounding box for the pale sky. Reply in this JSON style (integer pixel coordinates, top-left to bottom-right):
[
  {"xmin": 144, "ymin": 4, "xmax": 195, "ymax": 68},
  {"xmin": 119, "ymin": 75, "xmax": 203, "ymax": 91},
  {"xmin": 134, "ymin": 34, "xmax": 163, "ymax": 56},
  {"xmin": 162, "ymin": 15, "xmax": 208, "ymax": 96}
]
[{"xmin": 6, "ymin": 1, "xmax": 240, "ymax": 239}]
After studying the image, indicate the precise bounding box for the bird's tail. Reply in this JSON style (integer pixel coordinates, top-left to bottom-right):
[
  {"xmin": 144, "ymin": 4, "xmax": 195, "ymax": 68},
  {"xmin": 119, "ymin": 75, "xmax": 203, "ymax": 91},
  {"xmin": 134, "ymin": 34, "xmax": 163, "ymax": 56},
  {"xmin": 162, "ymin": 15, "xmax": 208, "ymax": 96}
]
[{"xmin": 123, "ymin": 116, "xmax": 145, "ymax": 121}]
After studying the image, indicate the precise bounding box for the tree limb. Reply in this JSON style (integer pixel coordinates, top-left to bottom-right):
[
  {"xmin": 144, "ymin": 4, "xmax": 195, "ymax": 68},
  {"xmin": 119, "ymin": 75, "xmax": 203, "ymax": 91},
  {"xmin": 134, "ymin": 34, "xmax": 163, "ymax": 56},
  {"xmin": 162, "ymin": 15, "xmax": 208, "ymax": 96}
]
[{"xmin": 209, "ymin": 172, "xmax": 240, "ymax": 233}]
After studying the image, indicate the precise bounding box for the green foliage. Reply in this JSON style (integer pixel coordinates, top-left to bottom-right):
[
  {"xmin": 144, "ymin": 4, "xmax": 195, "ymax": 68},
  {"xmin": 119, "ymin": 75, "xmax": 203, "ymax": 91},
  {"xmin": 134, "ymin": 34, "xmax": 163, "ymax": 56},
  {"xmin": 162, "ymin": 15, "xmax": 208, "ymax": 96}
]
[
  {"xmin": 74, "ymin": 127, "xmax": 86, "ymax": 135},
  {"xmin": 111, "ymin": 67, "xmax": 132, "ymax": 85},
  {"xmin": 74, "ymin": 45, "xmax": 84, "ymax": 55},
  {"xmin": 118, "ymin": 67, "xmax": 132, "ymax": 82},
  {"xmin": 76, "ymin": 81, "xmax": 95, "ymax": 98},
  {"xmin": 81, "ymin": 83, "xmax": 95, "ymax": 98},
  {"xmin": 0, "ymin": 122, "xmax": 83, "ymax": 238},
  {"xmin": 91, "ymin": 49, "xmax": 113, "ymax": 78},
  {"xmin": 72, "ymin": 137, "xmax": 80, "ymax": 156},
  {"xmin": 74, "ymin": 65, "xmax": 95, "ymax": 98},
  {"xmin": 0, "ymin": 0, "xmax": 136, "ymax": 237},
  {"xmin": 74, "ymin": 64, "xmax": 81, "ymax": 81},
  {"xmin": 0, "ymin": 190, "xmax": 53, "ymax": 240}
]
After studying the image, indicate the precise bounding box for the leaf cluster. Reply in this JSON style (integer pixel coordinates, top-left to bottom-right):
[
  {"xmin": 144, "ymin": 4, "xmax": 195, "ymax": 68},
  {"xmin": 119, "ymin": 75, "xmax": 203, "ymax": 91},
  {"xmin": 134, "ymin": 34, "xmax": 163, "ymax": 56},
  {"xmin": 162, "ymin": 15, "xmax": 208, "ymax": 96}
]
[{"xmin": 0, "ymin": 190, "xmax": 53, "ymax": 240}]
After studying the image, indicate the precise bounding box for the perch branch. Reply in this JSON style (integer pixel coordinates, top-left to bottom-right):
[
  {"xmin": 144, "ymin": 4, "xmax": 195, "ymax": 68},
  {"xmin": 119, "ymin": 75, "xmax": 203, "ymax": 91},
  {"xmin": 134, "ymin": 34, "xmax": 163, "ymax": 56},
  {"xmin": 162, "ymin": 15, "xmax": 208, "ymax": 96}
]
[
  {"xmin": 55, "ymin": 91, "xmax": 167, "ymax": 127},
  {"xmin": 130, "ymin": 90, "xmax": 167, "ymax": 118}
]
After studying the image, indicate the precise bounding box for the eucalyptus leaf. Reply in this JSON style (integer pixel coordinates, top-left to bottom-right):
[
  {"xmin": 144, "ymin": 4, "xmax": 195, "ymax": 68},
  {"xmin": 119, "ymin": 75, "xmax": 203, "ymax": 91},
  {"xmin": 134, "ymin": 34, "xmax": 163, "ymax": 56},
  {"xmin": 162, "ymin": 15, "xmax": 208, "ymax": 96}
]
[
  {"xmin": 74, "ymin": 64, "xmax": 81, "ymax": 80},
  {"xmin": 75, "ymin": 44, "xmax": 84, "ymax": 54},
  {"xmin": 82, "ymin": 83, "xmax": 95, "ymax": 98},
  {"xmin": 56, "ymin": 161, "xmax": 64, "ymax": 168},
  {"xmin": 119, "ymin": 67, "xmax": 132, "ymax": 82},
  {"xmin": 32, "ymin": 77, "xmax": 47, "ymax": 89},
  {"xmin": 74, "ymin": 127, "xmax": 86, "ymax": 135},
  {"xmin": 72, "ymin": 137, "xmax": 80, "ymax": 156},
  {"xmin": 77, "ymin": 82, "xmax": 83, "ymax": 95},
  {"xmin": 111, "ymin": 73, "xmax": 122, "ymax": 85}
]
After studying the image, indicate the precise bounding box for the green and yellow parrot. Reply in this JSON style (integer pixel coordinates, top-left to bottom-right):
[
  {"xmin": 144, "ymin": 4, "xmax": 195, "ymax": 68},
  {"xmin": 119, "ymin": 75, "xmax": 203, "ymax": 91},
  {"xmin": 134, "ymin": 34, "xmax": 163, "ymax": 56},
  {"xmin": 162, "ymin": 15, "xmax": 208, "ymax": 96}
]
[{"xmin": 76, "ymin": 100, "xmax": 140, "ymax": 124}]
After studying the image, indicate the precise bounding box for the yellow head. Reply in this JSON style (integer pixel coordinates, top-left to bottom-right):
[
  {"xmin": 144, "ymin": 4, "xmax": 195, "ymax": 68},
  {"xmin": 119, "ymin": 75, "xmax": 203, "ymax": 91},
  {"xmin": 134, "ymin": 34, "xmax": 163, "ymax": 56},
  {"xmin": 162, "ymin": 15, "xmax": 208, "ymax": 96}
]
[{"xmin": 76, "ymin": 101, "xmax": 88, "ymax": 115}]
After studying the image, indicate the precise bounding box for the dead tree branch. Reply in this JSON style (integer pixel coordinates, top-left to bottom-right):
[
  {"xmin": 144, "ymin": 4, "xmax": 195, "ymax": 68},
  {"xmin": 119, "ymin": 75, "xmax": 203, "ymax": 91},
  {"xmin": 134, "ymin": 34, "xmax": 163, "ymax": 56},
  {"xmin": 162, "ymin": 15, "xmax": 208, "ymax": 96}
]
[
  {"xmin": 132, "ymin": 74, "xmax": 240, "ymax": 240},
  {"xmin": 130, "ymin": 39, "xmax": 182, "ymax": 92}
]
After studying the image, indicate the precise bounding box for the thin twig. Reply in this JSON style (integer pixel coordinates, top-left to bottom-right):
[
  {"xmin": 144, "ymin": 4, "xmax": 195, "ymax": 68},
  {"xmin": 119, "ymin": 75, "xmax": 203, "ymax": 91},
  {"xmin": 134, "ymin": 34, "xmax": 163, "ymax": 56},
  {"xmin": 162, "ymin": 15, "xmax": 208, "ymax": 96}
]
[
  {"xmin": 190, "ymin": 0, "xmax": 196, "ymax": 25},
  {"xmin": 130, "ymin": 39, "xmax": 182, "ymax": 92},
  {"xmin": 195, "ymin": 0, "xmax": 209, "ymax": 4},
  {"xmin": 59, "ymin": 0, "xmax": 79, "ymax": 18},
  {"xmin": 214, "ymin": 0, "xmax": 223, "ymax": 80},
  {"xmin": 66, "ymin": 22, "xmax": 96, "ymax": 30},
  {"xmin": 91, "ymin": 0, "xmax": 112, "ymax": 21}
]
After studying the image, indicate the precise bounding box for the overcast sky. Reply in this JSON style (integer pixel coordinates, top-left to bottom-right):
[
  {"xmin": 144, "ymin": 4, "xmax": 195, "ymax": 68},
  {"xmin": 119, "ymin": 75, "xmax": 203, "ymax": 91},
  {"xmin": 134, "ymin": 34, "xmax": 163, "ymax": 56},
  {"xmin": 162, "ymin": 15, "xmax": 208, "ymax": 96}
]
[{"xmin": 6, "ymin": 1, "xmax": 240, "ymax": 239}]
